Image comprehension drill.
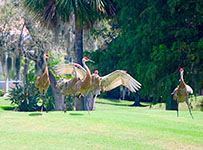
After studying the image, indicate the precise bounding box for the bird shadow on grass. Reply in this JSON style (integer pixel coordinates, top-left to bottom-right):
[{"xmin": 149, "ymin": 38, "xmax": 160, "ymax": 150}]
[
  {"xmin": 28, "ymin": 112, "xmax": 42, "ymax": 116},
  {"xmin": 69, "ymin": 113, "xmax": 84, "ymax": 116}
]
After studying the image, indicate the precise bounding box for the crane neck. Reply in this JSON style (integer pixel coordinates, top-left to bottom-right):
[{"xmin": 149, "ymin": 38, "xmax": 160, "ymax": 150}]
[
  {"xmin": 82, "ymin": 60, "xmax": 91, "ymax": 78},
  {"xmin": 43, "ymin": 59, "xmax": 49, "ymax": 75},
  {"xmin": 73, "ymin": 66, "xmax": 78, "ymax": 79},
  {"xmin": 180, "ymin": 71, "xmax": 185, "ymax": 84}
]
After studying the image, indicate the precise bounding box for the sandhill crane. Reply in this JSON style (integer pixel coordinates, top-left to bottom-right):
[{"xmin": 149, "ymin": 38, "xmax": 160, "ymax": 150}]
[
  {"xmin": 54, "ymin": 57, "xmax": 94, "ymax": 96},
  {"xmin": 35, "ymin": 53, "xmax": 50, "ymax": 112},
  {"xmin": 91, "ymin": 70, "xmax": 141, "ymax": 99},
  {"xmin": 171, "ymin": 68, "xmax": 194, "ymax": 119}
]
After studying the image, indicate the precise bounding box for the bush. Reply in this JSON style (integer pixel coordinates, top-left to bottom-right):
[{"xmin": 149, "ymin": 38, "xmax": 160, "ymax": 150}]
[
  {"xmin": 0, "ymin": 89, "xmax": 4, "ymax": 96},
  {"xmin": 9, "ymin": 80, "xmax": 41, "ymax": 111},
  {"xmin": 44, "ymin": 86, "xmax": 55, "ymax": 111},
  {"xmin": 9, "ymin": 80, "xmax": 55, "ymax": 111},
  {"xmin": 199, "ymin": 100, "xmax": 203, "ymax": 111},
  {"xmin": 9, "ymin": 64, "xmax": 56, "ymax": 111}
]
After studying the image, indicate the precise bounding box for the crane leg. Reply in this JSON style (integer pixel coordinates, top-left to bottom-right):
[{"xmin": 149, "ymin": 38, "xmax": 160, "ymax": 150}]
[
  {"xmin": 64, "ymin": 96, "xmax": 67, "ymax": 113},
  {"xmin": 177, "ymin": 102, "xmax": 179, "ymax": 117},
  {"xmin": 186, "ymin": 98, "xmax": 194, "ymax": 119},
  {"xmin": 41, "ymin": 90, "xmax": 47, "ymax": 113}
]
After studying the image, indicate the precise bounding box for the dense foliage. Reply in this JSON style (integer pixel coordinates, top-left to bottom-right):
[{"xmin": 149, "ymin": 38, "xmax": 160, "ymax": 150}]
[
  {"xmin": 87, "ymin": 0, "xmax": 203, "ymax": 108},
  {"xmin": 9, "ymin": 69, "xmax": 55, "ymax": 111},
  {"xmin": 0, "ymin": 89, "xmax": 4, "ymax": 96},
  {"xmin": 9, "ymin": 81, "xmax": 40, "ymax": 111}
]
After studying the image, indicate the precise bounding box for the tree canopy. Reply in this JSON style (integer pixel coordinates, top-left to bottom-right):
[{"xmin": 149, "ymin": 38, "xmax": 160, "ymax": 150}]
[{"xmin": 86, "ymin": 0, "xmax": 203, "ymax": 107}]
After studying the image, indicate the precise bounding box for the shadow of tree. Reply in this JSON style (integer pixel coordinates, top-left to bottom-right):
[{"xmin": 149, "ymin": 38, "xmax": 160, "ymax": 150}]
[{"xmin": 96, "ymin": 101, "xmax": 130, "ymax": 107}]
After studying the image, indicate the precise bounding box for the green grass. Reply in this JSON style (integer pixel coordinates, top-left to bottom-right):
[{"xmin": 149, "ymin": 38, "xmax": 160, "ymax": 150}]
[{"xmin": 0, "ymin": 97, "xmax": 203, "ymax": 150}]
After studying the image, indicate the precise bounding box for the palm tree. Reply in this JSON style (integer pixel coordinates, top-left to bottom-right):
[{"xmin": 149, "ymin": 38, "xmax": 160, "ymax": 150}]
[{"xmin": 23, "ymin": 0, "xmax": 117, "ymax": 64}]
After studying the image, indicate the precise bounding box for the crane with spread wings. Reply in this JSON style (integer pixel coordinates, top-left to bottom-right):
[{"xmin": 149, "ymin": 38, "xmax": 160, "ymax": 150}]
[
  {"xmin": 54, "ymin": 57, "xmax": 94, "ymax": 96},
  {"xmin": 90, "ymin": 70, "xmax": 141, "ymax": 99}
]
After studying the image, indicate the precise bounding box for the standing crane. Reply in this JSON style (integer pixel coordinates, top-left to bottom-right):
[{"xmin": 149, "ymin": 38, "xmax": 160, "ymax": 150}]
[
  {"xmin": 90, "ymin": 70, "xmax": 142, "ymax": 99},
  {"xmin": 171, "ymin": 68, "xmax": 194, "ymax": 119},
  {"xmin": 35, "ymin": 53, "xmax": 50, "ymax": 112}
]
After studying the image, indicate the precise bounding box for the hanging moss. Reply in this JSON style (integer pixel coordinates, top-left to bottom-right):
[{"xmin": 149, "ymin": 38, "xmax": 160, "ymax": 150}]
[
  {"xmin": 0, "ymin": 54, "xmax": 6, "ymax": 68},
  {"xmin": 7, "ymin": 56, "xmax": 12, "ymax": 74},
  {"xmin": 15, "ymin": 57, "xmax": 21, "ymax": 79}
]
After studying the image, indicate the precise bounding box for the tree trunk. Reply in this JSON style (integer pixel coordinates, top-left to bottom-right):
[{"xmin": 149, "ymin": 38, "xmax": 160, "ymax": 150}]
[
  {"xmin": 87, "ymin": 92, "xmax": 96, "ymax": 111},
  {"xmin": 49, "ymin": 71, "xmax": 66, "ymax": 111},
  {"xmin": 75, "ymin": 97, "xmax": 83, "ymax": 110},
  {"xmin": 74, "ymin": 15, "xmax": 83, "ymax": 65},
  {"xmin": 23, "ymin": 57, "xmax": 30, "ymax": 83},
  {"xmin": 75, "ymin": 94, "xmax": 96, "ymax": 111},
  {"xmin": 74, "ymin": 15, "xmax": 87, "ymax": 110},
  {"xmin": 73, "ymin": 16, "xmax": 96, "ymax": 111},
  {"xmin": 166, "ymin": 98, "xmax": 178, "ymax": 110},
  {"xmin": 131, "ymin": 95, "xmax": 145, "ymax": 107}
]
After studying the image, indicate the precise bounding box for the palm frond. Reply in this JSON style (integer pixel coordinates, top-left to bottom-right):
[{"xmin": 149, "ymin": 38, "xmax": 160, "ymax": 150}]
[{"xmin": 23, "ymin": 0, "xmax": 117, "ymax": 29}]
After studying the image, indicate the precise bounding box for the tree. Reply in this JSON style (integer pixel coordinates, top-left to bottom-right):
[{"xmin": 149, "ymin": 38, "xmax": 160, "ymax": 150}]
[
  {"xmin": 23, "ymin": 0, "xmax": 117, "ymax": 110},
  {"xmin": 87, "ymin": 0, "xmax": 202, "ymax": 109},
  {"xmin": 23, "ymin": 0, "xmax": 117, "ymax": 64},
  {"xmin": 0, "ymin": 0, "xmax": 69, "ymax": 110}
]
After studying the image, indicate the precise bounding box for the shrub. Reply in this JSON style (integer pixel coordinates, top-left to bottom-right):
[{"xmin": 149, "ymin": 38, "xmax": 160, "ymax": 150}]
[
  {"xmin": 9, "ymin": 80, "xmax": 41, "ymax": 111},
  {"xmin": 9, "ymin": 81, "xmax": 55, "ymax": 111},
  {"xmin": 44, "ymin": 86, "xmax": 55, "ymax": 111},
  {"xmin": 200, "ymin": 100, "xmax": 203, "ymax": 111},
  {"xmin": 0, "ymin": 89, "xmax": 4, "ymax": 96}
]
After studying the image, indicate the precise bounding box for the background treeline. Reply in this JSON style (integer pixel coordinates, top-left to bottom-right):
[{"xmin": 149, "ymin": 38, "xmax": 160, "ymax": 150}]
[{"xmin": 86, "ymin": 0, "xmax": 203, "ymax": 107}]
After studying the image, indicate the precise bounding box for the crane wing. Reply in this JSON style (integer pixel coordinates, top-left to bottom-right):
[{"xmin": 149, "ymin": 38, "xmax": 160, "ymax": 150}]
[
  {"xmin": 171, "ymin": 86, "xmax": 178, "ymax": 95},
  {"xmin": 54, "ymin": 63, "xmax": 86, "ymax": 80},
  {"xmin": 100, "ymin": 70, "xmax": 141, "ymax": 93},
  {"xmin": 186, "ymin": 85, "xmax": 193, "ymax": 94}
]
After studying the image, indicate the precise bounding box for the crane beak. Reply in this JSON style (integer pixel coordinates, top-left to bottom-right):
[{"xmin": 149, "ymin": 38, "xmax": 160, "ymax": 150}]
[{"xmin": 88, "ymin": 59, "xmax": 95, "ymax": 63}]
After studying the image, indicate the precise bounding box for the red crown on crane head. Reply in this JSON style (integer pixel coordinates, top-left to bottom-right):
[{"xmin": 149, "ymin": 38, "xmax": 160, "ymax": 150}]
[
  {"xmin": 180, "ymin": 68, "xmax": 184, "ymax": 72},
  {"xmin": 45, "ymin": 53, "xmax": 49, "ymax": 57},
  {"xmin": 83, "ymin": 57, "xmax": 88, "ymax": 60},
  {"xmin": 74, "ymin": 64, "xmax": 79, "ymax": 67},
  {"xmin": 94, "ymin": 70, "xmax": 98, "ymax": 74}
]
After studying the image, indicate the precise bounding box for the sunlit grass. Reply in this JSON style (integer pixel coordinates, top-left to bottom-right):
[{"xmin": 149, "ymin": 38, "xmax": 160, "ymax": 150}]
[{"xmin": 0, "ymin": 97, "xmax": 203, "ymax": 150}]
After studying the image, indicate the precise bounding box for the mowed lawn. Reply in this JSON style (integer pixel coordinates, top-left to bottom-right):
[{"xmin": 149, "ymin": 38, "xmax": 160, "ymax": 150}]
[{"xmin": 0, "ymin": 97, "xmax": 203, "ymax": 150}]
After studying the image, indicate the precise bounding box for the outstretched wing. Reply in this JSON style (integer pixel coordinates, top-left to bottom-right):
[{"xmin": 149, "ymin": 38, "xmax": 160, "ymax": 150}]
[
  {"xmin": 186, "ymin": 85, "xmax": 193, "ymax": 94},
  {"xmin": 54, "ymin": 63, "xmax": 86, "ymax": 80},
  {"xmin": 100, "ymin": 70, "xmax": 141, "ymax": 93},
  {"xmin": 171, "ymin": 86, "xmax": 178, "ymax": 95}
]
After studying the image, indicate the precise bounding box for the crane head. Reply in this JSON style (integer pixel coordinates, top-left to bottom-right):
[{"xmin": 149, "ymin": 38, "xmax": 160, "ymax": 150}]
[
  {"xmin": 82, "ymin": 57, "xmax": 94, "ymax": 63},
  {"xmin": 74, "ymin": 64, "xmax": 79, "ymax": 68},
  {"xmin": 44, "ymin": 53, "xmax": 50, "ymax": 58},
  {"xmin": 83, "ymin": 57, "xmax": 88, "ymax": 61},
  {"xmin": 180, "ymin": 68, "xmax": 184, "ymax": 72},
  {"xmin": 94, "ymin": 70, "xmax": 98, "ymax": 74}
]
